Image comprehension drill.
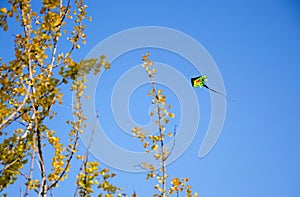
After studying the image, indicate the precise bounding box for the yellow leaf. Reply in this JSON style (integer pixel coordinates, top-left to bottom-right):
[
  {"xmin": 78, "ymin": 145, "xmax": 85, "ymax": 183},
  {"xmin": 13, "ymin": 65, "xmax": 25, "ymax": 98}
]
[
  {"xmin": 104, "ymin": 62, "xmax": 110, "ymax": 69},
  {"xmin": 143, "ymin": 142, "xmax": 149, "ymax": 148},
  {"xmin": 131, "ymin": 193, "xmax": 137, "ymax": 197},
  {"xmin": 76, "ymin": 155, "xmax": 84, "ymax": 160},
  {"xmin": 169, "ymin": 113, "xmax": 175, "ymax": 118},
  {"xmin": 151, "ymin": 144, "xmax": 158, "ymax": 151},
  {"xmin": 171, "ymin": 177, "xmax": 181, "ymax": 186},
  {"xmin": 0, "ymin": 7, "xmax": 7, "ymax": 14},
  {"xmin": 154, "ymin": 153, "xmax": 160, "ymax": 160},
  {"xmin": 181, "ymin": 177, "xmax": 190, "ymax": 182}
]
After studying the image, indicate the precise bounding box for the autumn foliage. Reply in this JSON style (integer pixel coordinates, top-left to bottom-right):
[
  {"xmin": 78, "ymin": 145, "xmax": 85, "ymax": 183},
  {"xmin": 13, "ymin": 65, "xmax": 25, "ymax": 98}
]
[{"xmin": 0, "ymin": 1, "xmax": 197, "ymax": 196}]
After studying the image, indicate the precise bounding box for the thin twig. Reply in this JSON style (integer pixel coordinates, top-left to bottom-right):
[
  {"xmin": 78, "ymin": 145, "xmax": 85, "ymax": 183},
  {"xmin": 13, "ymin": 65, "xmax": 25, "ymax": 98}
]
[
  {"xmin": 73, "ymin": 111, "xmax": 99, "ymax": 196},
  {"xmin": 24, "ymin": 132, "xmax": 37, "ymax": 197},
  {"xmin": 164, "ymin": 124, "xmax": 177, "ymax": 161},
  {"xmin": 20, "ymin": 171, "xmax": 39, "ymax": 194},
  {"xmin": 19, "ymin": 186, "xmax": 22, "ymax": 197}
]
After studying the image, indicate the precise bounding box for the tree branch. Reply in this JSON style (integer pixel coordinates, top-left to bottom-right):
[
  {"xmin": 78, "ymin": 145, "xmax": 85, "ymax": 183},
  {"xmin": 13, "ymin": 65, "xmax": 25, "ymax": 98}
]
[
  {"xmin": 23, "ymin": 132, "xmax": 37, "ymax": 197},
  {"xmin": 73, "ymin": 111, "xmax": 98, "ymax": 196},
  {"xmin": 0, "ymin": 73, "xmax": 30, "ymax": 131}
]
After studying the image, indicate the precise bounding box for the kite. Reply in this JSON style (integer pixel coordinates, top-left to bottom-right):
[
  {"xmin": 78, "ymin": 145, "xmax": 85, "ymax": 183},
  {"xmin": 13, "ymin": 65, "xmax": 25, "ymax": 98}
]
[{"xmin": 191, "ymin": 75, "xmax": 228, "ymax": 98}]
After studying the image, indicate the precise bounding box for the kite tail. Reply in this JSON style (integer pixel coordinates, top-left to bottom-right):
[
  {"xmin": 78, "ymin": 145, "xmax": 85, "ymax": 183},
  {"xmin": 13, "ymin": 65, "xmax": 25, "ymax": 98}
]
[{"xmin": 203, "ymin": 84, "xmax": 231, "ymax": 100}]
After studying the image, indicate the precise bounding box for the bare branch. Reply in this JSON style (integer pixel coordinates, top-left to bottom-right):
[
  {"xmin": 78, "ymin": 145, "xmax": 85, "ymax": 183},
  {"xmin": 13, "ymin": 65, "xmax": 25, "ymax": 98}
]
[
  {"xmin": 19, "ymin": 186, "xmax": 22, "ymax": 197},
  {"xmin": 164, "ymin": 124, "xmax": 177, "ymax": 161},
  {"xmin": 24, "ymin": 132, "xmax": 37, "ymax": 197}
]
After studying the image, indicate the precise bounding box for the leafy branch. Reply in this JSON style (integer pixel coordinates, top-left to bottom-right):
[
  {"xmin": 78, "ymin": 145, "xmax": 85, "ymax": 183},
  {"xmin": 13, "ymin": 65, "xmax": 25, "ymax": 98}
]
[{"xmin": 132, "ymin": 52, "xmax": 198, "ymax": 197}]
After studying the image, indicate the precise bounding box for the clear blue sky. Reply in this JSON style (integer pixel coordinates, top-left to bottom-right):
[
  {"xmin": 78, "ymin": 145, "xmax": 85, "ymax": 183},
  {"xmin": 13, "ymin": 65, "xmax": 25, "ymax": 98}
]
[{"xmin": 1, "ymin": 0, "xmax": 300, "ymax": 196}]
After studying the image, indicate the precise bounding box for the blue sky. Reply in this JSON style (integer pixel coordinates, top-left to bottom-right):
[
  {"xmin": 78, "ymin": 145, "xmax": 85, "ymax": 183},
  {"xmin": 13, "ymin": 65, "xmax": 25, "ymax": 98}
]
[{"xmin": 1, "ymin": 0, "xmax": 300, "ymax": 196}]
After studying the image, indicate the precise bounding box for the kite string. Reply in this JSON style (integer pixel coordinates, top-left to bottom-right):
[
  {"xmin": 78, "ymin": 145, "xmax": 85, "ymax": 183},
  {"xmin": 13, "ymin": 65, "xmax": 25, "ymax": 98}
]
[{"xmin": 203, "ymin": 84, "xmax": 235, "ymax": 102}]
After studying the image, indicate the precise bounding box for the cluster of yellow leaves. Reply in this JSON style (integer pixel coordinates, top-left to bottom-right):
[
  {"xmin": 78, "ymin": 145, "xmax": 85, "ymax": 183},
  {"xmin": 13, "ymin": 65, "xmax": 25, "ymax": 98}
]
[
  {"xmin": 76, "ymin": 161, "xmax": 100, "ymax": 196},
  {"xmin": 138, "ymin": 162, "xmax": 156, "ymax": 180},
  {"xmin": 0, "ymin": 1, "xmax": 200, "ymax": 196},
  {"xmin": 0, "ymin": 136, "xmax": 28, "ymax": 191},
  {"xmin": 47, "ymin": 130, "xmax": 68, "ymax": 182},
  {"xmin": 132, "ymin": 55, "xmax": 175, "ymax": 155},
  {"xmin": 131, "ymin": 53, "xmax": 198, "ymax": 197},
  {"xmin": 133, "ymin": 52, "xmax": 175, "ymax": 158},
  {"xmin": 97, "ymin": 168, "xmax": 120, "ymax": 195},
  {"xmin": 25, "ymin": 179, "xmax": 40, "ymax": 191},
  {"xmin": 0, "ymin": 7, "xmax": 8, "ymax": 31},
  {"xmin": 0, "ymin": 0, "xmax": 112, "ymax": 195},
  {"xmin": 168, "ymin": 178, "xmax": 198, "ymax": 197},
  {"xmin": 42, "ymin": 0, "xmax": 60, "ymax": 10},
  {"xmin": 75, "ymin": 158, "xmax": 125, "ymax": 197}
]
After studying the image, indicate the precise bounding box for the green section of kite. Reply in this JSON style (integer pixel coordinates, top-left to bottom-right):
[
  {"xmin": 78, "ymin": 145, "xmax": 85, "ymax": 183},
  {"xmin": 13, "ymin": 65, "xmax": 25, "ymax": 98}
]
[{"xmin": 191, "ymin": 75, "xmax": 208, "ymax": 88}]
